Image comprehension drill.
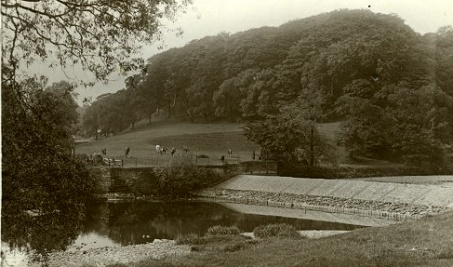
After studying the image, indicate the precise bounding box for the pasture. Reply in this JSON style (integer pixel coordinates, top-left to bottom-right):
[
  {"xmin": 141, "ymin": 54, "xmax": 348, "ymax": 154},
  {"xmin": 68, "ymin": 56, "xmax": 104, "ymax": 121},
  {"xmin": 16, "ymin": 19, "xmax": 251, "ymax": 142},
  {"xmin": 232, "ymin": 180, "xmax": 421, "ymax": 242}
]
[
  {"xmin": 75, "ymin": 122, "xmax": 262, "ymax": 167},
  {"xmin": 75, "ymin": 121, "xmax": 352, "ymax": 168}
]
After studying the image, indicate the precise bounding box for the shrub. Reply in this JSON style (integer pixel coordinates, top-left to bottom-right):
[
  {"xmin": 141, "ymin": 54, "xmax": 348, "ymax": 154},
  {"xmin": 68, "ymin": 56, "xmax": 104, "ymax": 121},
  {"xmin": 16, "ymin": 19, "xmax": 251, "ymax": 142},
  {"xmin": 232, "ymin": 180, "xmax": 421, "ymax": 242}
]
[
  {"xmin": 154, "ymin": 155, "xmax": 227, "ymax": 198},
  {"xmin": 206, "ymin": 225, "xmax": 241, "ymax": 236},
  {"xmin": 253, "ymin": 224, "xmax": 301, "ymax": 239},
  {"xmin": 175, "ymin": 233, "xmax": 202, "ymax": 245}
]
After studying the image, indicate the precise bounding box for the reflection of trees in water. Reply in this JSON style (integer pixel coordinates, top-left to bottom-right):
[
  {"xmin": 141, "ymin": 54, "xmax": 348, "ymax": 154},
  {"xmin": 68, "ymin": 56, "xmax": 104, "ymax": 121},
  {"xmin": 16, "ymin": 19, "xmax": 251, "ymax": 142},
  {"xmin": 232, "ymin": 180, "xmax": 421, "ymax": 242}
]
[
  {"xmin": 79, "ymin": 201, "xmax": 365, "ymax": 246},
  {"xmin": 1, "ymin": 209, "xmax": 85, "ymax": 257},
  {"xmin": 92, "ymin": 201, "xmax": 242, "ymax": 245},
  {"xmin": 81, "ymin": 202, "xmax": 111, "ymax": 237}
]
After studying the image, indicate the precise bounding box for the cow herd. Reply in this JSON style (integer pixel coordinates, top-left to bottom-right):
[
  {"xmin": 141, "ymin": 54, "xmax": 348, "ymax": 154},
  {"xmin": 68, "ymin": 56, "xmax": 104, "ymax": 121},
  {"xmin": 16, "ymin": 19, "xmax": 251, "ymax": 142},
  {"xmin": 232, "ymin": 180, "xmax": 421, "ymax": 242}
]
[
  {"xmin": 155, "ymin": 145, "xmax": 182, "ymax": 157},
  {"xmin": 88, "ymin": 145, "xmax": 240, "ymax": 166}
]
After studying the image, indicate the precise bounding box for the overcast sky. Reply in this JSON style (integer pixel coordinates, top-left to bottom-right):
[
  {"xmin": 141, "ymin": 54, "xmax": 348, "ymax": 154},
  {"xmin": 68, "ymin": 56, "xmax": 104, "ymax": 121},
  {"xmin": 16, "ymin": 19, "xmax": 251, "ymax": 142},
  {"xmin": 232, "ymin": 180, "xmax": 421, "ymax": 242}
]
[{"xmin": 38, "ymin": 0, "xmax": 453, "ymax": 105}]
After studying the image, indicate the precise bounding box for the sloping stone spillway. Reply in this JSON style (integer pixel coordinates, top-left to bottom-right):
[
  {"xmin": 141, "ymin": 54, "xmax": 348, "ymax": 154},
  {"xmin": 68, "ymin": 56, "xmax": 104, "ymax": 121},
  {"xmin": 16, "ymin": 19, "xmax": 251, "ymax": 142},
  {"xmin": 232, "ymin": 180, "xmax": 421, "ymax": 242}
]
[{"xmin": 199, "ymin": 175, "xmax": 453, "ymax": 222}]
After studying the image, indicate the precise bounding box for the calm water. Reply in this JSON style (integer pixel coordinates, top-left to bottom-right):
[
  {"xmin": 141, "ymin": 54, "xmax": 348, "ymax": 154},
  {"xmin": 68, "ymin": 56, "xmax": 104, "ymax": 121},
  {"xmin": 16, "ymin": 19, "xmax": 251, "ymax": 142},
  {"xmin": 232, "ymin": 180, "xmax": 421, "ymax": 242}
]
[
  {"xmin": 2, "ymin": 200, "xmax": 365, "ymax": 266},
  {"xmin": 74, "ymin": 200, "xmax": 363, "ymax": 249}
]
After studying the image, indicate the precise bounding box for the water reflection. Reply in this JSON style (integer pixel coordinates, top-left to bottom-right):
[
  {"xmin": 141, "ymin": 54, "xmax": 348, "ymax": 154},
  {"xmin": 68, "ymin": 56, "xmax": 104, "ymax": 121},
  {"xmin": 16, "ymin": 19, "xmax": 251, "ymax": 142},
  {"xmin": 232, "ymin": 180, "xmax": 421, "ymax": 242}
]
[
  {"xmin": 2, "ymin": 210, "xmax": 84, "ymax": 253},
  {"xmin": 2, "ymin": 200, "xmax": 365, "ymax": 265},
  {"xmin": 80, "ymin": 201, "xmax": 364, "ymax": 246},
  {"xmin": 1, "ymin": 208, "xmax": 86, "ymax": 266}
]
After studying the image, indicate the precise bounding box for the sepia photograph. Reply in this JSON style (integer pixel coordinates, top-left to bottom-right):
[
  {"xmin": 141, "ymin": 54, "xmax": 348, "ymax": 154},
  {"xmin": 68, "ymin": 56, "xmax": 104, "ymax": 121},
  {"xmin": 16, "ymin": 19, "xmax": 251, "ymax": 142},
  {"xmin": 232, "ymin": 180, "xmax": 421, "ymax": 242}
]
[{"xmin": 2, "ymin": 0, "xmax": 453, "ymax": 266}]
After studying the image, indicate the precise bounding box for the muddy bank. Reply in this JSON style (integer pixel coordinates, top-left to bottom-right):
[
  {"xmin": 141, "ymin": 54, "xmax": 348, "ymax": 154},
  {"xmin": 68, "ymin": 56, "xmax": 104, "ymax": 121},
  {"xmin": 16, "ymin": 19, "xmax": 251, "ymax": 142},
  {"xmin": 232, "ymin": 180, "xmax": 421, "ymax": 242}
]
[
  {"xmin": 218, "ymin": 202, "xmax": 396, "ymax": 227},
  {"xmin": 29, "ymin": 239, "xmax": 190, "ymax": 267}
]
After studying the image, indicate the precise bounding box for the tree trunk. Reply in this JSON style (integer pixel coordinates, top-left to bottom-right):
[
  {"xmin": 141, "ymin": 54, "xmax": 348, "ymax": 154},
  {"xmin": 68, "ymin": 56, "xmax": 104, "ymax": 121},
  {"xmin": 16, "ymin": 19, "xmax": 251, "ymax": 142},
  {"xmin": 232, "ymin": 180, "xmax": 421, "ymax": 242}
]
[{"xmin": 310, "ymin": 125, "xmax": 315, "ymax": 166}]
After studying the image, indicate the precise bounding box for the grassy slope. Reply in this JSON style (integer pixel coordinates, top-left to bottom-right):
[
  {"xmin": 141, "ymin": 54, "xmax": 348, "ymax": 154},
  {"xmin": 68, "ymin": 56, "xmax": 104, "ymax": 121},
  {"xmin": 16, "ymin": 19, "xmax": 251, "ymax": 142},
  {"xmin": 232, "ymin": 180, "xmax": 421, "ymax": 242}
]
[
  {"xmin": 75, "ymin": 121, "xmax": 405, "ymax": 168},
  {"xmin": 135, "ymin": 211, "xmax": 453, "ymax": 267},
  {"xmin": 75, "ymin": 121, "xmax": 342, "ymax": 160},
  {"xmin": 75, "ymin": 122, "xmax": 260, "ymax": 166},
  {"xmin": 77, "ymin": 121, "xmax": 405, "ymax": 169}
]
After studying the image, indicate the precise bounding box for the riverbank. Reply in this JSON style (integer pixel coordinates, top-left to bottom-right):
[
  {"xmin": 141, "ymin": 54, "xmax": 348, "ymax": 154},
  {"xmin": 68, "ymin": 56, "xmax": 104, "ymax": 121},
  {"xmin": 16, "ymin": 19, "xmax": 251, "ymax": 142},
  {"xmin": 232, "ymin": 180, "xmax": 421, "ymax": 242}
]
[
  {"xmin": 23, "ymin": 231, "xmax": 348, "ymax": 267},
  {"xmin": 28, "ymin": 239, "xmax": 191, "ymax": 267},
  {"xmin": 39, "ymin": 211, "xmax": 453, "ymax": 267}
]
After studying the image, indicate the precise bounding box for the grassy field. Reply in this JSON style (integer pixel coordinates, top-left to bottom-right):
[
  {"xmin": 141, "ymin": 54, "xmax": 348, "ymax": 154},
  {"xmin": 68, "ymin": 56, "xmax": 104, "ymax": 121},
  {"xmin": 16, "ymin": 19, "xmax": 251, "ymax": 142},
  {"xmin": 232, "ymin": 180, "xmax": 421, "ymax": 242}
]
[
  {"xmin": 75, "ymin": 121, "xmax": 348, "ymax": 167},
  {"xmin": 75, "ymin": 122, "xmax": 260, "ymax": 167}
]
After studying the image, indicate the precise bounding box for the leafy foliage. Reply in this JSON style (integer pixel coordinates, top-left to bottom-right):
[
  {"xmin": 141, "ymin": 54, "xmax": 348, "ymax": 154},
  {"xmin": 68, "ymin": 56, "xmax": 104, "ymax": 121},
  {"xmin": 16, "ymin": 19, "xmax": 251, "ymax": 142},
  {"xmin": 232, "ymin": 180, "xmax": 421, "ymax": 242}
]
[
  {"xmin": 132, "ymin": 156, "xmax": 226, "ymax": 198},
  {"xmin": 1, "ymin": 78, "xmax": 100, "ymax": 253},
  {"xmin": 336, "ymin": 79, "xmax": 453, "ymax": 165},
  {"xmin": 2, "ymin": 0, "xmax": 192, "ymax": 83}
]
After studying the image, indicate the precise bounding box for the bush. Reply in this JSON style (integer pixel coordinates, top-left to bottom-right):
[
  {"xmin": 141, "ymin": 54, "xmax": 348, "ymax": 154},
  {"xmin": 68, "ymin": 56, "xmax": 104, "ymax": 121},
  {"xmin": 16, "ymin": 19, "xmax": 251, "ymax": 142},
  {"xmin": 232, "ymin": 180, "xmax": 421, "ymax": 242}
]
[
  {"xmin": 155, "ymin": 156, "xmax": 226, "ymax": 198},
  {"xmin": 253, "ymin": 224, "xmax": 301, "ymax": 239},
  {"xmin": 207, "ymin": 225, "xmax": 241, "ymax": 236},
  {"xmin": 175, "ymin": 233, "xmax": 202, "ymax": 245}
]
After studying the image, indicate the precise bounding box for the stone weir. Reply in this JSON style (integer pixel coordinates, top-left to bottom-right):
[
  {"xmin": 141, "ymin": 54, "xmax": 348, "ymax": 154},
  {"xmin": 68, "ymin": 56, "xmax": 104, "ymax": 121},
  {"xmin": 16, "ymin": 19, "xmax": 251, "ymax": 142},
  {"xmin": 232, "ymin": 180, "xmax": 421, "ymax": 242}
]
[{"xmin": 198, "ymin": 175, "xmax": 453, "ymax": 225}]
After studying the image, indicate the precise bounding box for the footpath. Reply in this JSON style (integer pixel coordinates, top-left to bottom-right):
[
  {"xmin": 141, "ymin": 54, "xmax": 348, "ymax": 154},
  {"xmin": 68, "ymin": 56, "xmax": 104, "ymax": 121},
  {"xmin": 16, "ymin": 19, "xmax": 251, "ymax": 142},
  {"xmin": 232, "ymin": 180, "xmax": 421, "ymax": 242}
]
[{"xmin": 199, "ymin": 175, "xmax": 453, "ymax": 225}]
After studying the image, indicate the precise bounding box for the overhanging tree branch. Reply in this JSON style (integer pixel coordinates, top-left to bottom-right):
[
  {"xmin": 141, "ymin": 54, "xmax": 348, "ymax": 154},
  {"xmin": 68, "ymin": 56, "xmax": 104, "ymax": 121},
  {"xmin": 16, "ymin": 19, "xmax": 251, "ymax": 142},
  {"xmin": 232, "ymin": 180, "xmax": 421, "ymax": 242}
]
[{"xmin": 1, "ymin": 0, "xmax": 192, "ymax": 84}]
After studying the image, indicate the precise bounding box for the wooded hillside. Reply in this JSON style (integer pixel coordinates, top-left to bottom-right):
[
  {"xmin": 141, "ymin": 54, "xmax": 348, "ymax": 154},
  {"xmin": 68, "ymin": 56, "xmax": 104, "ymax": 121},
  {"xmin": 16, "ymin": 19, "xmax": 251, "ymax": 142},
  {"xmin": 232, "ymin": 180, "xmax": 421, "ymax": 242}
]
[{"xmin": 82, "ymin": 9, "xmax": 453, "ymax": 166}]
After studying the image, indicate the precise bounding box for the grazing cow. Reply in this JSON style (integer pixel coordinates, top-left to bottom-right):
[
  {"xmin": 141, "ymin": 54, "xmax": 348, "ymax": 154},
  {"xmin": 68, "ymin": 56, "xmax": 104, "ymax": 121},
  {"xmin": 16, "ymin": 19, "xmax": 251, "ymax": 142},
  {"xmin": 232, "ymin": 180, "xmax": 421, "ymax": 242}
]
[
  {"xmin": 182, "ymin": 146, "xmax": 189, "ymax": 154},
  {"xmin": 156, "ymin": 145, "xmax": 168, "ymax": 155},
  {"xmin": 156, "ymin": 145, "xmax": 161, "ymax": 154}
]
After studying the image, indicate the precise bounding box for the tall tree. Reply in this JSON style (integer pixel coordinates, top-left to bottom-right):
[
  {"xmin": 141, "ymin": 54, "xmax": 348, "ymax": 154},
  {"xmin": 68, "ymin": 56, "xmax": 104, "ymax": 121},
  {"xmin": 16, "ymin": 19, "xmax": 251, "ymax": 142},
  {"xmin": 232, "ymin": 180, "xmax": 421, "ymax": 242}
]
[
  {"xmin": 336, "ymin": 80, "xmax": 453, "ymax": 166},
  {"xmin": 2, "ymin": 78, "xmax": 99, "ymax": 253},
  {"xmin": 2, "ymin": 0, "xmax": 191, "ymax": 255}
]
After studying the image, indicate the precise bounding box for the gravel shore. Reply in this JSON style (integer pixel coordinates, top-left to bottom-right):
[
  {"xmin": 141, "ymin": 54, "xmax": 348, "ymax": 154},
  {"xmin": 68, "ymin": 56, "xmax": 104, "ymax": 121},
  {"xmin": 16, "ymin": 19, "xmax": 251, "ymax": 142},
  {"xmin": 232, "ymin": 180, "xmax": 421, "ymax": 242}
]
[
  {"xmin": 28, "ymin": 239, "xmax": 191, "ymax": 267},
  {"xmin": 22, "ymin": 231, "xmax": 351, "ymax": 267}
]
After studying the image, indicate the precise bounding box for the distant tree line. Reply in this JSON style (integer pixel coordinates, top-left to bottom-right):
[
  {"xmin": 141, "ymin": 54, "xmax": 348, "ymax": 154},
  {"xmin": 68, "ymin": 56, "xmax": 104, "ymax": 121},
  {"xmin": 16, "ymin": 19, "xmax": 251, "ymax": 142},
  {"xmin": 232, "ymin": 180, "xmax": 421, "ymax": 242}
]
[{"xmin": 83, "ymin": 9, "xmax": 453, "ymax": 166}]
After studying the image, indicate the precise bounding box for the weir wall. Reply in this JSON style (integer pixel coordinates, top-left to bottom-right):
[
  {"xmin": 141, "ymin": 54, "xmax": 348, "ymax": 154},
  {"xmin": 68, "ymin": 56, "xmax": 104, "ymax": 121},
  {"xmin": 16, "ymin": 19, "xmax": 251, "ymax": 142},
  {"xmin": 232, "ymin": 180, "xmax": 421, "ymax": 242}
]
[{"xmin": 209, "ymin": 175, "xmax": 453, "ymax": 208}]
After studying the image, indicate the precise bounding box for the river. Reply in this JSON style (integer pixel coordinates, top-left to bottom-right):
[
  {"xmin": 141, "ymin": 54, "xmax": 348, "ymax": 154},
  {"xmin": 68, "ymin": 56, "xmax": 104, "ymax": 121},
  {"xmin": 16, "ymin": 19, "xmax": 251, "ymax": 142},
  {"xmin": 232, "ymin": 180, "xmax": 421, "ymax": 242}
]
[{"xmin": 2, "ymin": 200, "xmax": 365, "ymax": 266}]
